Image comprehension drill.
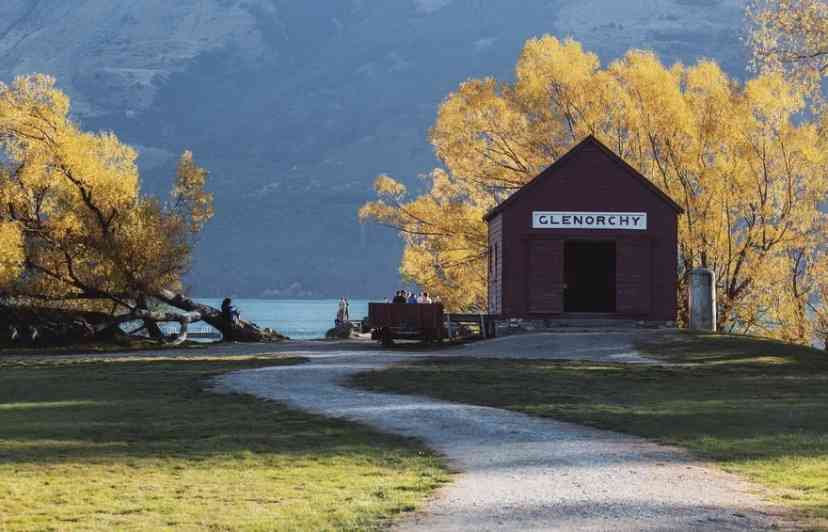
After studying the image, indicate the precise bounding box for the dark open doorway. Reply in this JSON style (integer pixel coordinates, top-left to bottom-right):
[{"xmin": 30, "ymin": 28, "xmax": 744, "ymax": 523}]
[{"xmin": 564, "ymin": 241, "xmax": 616, "ymax": 313}]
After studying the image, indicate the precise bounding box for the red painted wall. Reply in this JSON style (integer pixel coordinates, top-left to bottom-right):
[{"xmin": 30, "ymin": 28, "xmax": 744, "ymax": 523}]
[{"xmin": 487, "ymin": 214, "xmax": 504, "ymax": 315}]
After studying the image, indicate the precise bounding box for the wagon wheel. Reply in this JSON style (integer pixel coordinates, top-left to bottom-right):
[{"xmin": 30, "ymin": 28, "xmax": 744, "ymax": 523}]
[
  {"xmin": 422, "ymin": 330, "xmax": 434, "ymax": 345},
  {"xmin": 380, "ymin": 327, "xmax": 394, "ymax": 347}
]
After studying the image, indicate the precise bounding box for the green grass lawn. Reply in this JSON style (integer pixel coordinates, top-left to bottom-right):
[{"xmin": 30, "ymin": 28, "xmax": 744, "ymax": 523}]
[
  {"xmin": 0, "ymin": 354, "xmax": 446, "ymax": 531},
  {"xmin": 351, "ymin": 331, "xmax": 828, "ymax": 527}
]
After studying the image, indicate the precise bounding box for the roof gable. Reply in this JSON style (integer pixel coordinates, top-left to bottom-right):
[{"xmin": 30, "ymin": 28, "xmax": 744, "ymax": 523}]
[{"xmin": 483, "ymin": 135, "xmax": 683, "ymax": 221}]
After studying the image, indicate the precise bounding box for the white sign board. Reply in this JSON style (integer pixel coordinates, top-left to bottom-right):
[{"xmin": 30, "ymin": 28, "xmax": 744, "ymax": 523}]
[{"xmin": 532, "ymin": 211, "xmax": 647, "ymax": 230}]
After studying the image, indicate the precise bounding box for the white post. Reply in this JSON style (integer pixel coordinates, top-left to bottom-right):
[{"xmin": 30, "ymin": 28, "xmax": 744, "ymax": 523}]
[
  {"xmin": 689, "ymin": 268, "xmax": 717, "ymax": 332},
  {"xmin": 447, "ymin": 315, "xmax": 453, "ymax": 339}
]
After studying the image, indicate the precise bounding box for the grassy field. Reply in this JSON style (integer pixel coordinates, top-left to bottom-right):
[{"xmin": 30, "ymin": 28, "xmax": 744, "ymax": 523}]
[
  {"xmin": 0, "ymin": 353, "xmax": 446, "ymax": 531},
  {"xmin": 351, "ymin": 332, "xmax": 828, "ymax": 526},
  {"xmin": 0, "ymin": 338, "xmax": 210, "ymax": 357}
]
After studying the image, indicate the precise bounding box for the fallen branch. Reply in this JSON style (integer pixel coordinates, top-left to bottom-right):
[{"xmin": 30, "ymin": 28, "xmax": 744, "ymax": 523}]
[{"xmin": 132, "ymin": 308, "xmax": 201, "ymax": 345}]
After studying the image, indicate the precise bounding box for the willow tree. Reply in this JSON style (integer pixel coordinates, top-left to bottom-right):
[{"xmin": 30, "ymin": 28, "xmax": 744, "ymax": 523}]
[
  {"xmin": 0, "ymin": 75, "xmax": 275, "ymax": 344},
  {"xmin": 748, "ymin": 0, "xmax": 828, "ymax": 99},
  {"xmin": 361, "ymin": 36, "xmax": 828, "ymax": 343}
]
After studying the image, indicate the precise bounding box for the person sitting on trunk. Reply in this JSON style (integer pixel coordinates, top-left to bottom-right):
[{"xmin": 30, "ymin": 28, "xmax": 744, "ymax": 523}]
[{"xmin": 221, "ymin": 298, "xmax": 240, "ymax": 325}]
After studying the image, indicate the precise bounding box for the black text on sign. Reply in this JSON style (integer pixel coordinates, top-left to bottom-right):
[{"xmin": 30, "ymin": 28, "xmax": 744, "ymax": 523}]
[{"xmin": 532, "ymin": 211, "xmax": 647, "ymax": 230}]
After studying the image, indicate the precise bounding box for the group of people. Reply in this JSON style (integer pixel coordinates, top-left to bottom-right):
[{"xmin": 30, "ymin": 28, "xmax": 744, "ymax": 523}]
[{"xmin": 389, "ymin": 290, "xmax": 440, "ymax": 304}]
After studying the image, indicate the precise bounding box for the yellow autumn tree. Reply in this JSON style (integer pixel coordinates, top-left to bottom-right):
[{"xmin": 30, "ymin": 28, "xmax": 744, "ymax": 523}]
[
  {"xmin": 361, "ymin": 36, "xmax": 828, "ymax": 343},
  {"xmin": 811, "ymin": 256, "xmax": 828, "ymax": 347},
  {"xmin": 0, "ymin": 75, "xmax": 282, "ymax": 344},
  {"xmin": 0, "ymin": 221, "xmax": 23, "ymax": 285},
  {"xmin": 747, "ymin": 0, "xmax": 828, "ymax": 99},
  {"xmin": 0, "ymin": 74, "xmax": 208, "ymax": 302},
  {"xmin": 365, "ymin": 172, "xmax": 489, "ymax": 310},
  {"xmin": 747, "ymin": 0, "xmax": 828, "ymax": 344}
]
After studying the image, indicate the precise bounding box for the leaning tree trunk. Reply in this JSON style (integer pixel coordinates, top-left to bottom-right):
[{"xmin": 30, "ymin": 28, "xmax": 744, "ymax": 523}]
[
  {"xmin": 126, "ymin": 308, "xmax": 202, "ymax": 345},
  {"xmin": 1, "ymin": 302, "xmax": 206, "ymax": 347},
  {"xmin": 0, "ymin": 306, "xmax": 129, "ymax": 347},
  {"xmin": 156, "ymin": 290, "xmax": 285, "ymax": 342},
  {"xmin": 0, "ymin": 291, "xmax": 286, "ymax": 347}
]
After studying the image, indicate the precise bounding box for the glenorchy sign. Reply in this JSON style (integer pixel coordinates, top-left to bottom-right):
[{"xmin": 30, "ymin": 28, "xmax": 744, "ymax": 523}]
[{"xmin": 532, "ymin": 211, "xmax": 647, "ymax": 230}]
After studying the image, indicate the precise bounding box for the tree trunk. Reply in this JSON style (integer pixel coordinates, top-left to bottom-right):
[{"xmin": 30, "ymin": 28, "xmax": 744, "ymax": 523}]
[
  {"xmin": 135, "ymin": 296, "xmax": 165, "ymax": 340},
  {"xmin": 0, "ymin": 291, "xmax": 286, "ymax": 347},
  {"xmin": 0, "ymin": 303, "xmax": 205, "ymax": 347},
  {"xmin": 0, "ymin": 306, "xmax": 128, "ymax": 347},
  {"xmin": 156, "ymin": 290, "xmax": 286, "ymax": 342},
  {"xmin": 132, "ymin": 308, "xmax": 201, "ymax": 345}
]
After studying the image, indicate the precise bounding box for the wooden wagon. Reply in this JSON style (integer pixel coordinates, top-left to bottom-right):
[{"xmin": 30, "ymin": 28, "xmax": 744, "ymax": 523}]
[{"xmin": 367, "ymin": 303, "xmax": 445, "ymax": 346}]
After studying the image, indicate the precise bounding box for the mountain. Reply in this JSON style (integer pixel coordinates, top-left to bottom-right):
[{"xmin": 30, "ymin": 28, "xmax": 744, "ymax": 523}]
[{"xmin": 0, "ymin": 0, "xmax": 747, "ymax": 298}]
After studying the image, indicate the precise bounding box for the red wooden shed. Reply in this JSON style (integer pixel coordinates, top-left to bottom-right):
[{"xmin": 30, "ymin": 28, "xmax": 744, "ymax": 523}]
[{"xmin": 484, "ymin": 135, "xmax": 681, "ymax": 322}]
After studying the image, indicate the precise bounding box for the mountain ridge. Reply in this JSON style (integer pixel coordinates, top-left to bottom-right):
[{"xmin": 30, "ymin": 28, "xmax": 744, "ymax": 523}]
[{"xmin": 0, "ymin": 0, "xmax": 747, "ymax": 298}]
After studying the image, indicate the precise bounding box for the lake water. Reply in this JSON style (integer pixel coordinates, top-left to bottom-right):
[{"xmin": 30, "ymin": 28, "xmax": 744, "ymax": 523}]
[{"xmin": 196, "ymin": 299, "xmax": 372, "ymax": 340}]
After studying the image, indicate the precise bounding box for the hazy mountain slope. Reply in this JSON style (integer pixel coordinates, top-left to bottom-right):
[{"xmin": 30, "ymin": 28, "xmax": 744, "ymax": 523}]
[
  {"xmin": 0, "ymin": 0, "xmax": 747, "ymax": 298},
  {"xmin": 0, "ymin": 0, "xmax": 265, "ymax": 116}
]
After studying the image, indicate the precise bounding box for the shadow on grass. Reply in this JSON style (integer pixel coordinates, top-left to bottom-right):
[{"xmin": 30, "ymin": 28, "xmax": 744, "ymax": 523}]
[
  {"xmin": 0, "ymin": 356, "xmax": 448, "ymax": 531},
  {"xmin": 639, "ymin": 330, "xmax": 828, "ymax": 366},
  {"xmin": 0, "ymin": 339, "xmax": 211, "ymax": 358},
  {"xmin": 0, "ymin": 357, "xmax": 434, "ymax": 465}
]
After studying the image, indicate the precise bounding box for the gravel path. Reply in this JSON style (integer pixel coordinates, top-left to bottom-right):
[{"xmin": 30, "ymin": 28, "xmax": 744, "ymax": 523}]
[{"xmin": 216, "ymin": 333, "xmax": 784, "ymax": 531}]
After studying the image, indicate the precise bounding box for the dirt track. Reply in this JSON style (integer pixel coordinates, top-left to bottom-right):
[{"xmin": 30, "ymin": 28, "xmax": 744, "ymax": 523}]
[{"xmin": 216, "ymin": 333, "xmax": 784, "ymax": 531}]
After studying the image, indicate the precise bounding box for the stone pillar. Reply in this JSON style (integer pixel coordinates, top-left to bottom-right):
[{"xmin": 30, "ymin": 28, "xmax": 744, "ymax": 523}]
[{"xmin": 688, "ymin": 268, "xmax": 717, "ymax": 332}]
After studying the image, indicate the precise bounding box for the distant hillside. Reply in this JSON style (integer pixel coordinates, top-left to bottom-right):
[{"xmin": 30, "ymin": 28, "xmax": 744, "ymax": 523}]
[{"xmin": 0, "ymin": 0, "xmax": 747, "ymax": 298}]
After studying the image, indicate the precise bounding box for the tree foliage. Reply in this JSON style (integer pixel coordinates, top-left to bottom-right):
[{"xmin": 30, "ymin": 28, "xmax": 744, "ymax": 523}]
[
  {"xmin": 748, "ymin": 0, "xmax": 828, "ymax": 99},
  {"xmin": 361, "ymin": 36, "xmax": 828, "ymax": 343},
  {"xmin": 0, "ymin": 75, "xmax": 217, "ymax": 341}
]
